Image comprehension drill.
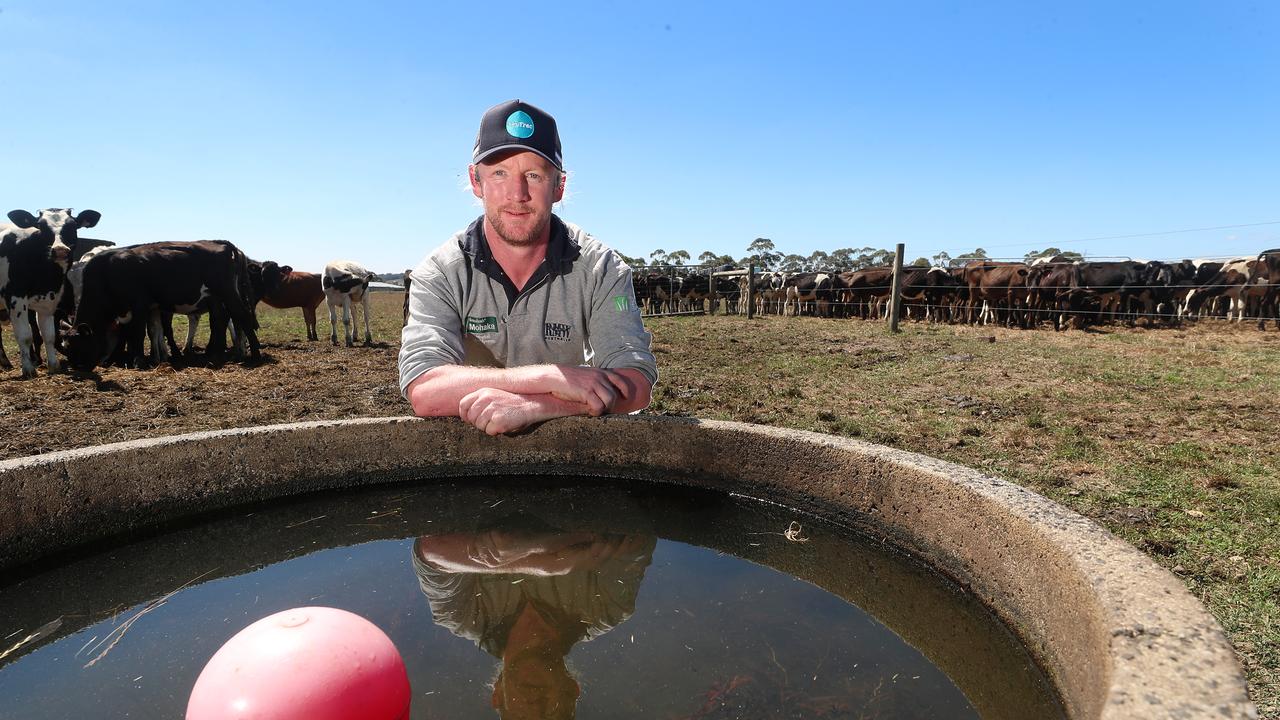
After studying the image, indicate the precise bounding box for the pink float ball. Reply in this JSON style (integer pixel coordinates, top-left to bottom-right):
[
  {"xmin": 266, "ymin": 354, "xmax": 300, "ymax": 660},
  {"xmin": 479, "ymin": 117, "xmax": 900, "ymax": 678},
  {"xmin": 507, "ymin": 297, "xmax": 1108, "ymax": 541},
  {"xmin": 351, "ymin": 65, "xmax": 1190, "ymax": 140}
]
[{"xmin": 187, "ymin": 606, "xmax": 410, "ymax": 720}]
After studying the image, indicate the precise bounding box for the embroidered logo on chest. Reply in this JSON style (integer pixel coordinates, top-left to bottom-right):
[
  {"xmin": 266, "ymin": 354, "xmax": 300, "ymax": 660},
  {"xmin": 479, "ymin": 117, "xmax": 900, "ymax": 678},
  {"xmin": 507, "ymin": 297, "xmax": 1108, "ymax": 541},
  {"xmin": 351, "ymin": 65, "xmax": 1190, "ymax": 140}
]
[
  {"xmin": 543, "ymin": 322, "xmax": 573, "ymax": 342},
  {"xmin": 466, "ymin": 316, "xmax": 498, "ymax": 334}
]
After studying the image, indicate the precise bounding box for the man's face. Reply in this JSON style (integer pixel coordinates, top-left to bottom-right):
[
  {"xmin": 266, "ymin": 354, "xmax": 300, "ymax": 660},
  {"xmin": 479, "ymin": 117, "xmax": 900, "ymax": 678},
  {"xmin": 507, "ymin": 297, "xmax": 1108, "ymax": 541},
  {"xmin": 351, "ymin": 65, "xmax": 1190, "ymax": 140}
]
[{"xmin": 471, "ymin": 150, "xmax": 564, "ymax": 247}]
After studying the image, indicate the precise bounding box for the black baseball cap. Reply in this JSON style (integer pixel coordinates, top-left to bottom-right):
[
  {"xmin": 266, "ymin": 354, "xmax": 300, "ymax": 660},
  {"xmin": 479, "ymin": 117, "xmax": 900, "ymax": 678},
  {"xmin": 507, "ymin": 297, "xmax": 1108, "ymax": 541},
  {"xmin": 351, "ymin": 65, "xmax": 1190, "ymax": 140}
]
[{"xmin": 472, "ymin": 99, "xmax": 563, "ymax": 171}]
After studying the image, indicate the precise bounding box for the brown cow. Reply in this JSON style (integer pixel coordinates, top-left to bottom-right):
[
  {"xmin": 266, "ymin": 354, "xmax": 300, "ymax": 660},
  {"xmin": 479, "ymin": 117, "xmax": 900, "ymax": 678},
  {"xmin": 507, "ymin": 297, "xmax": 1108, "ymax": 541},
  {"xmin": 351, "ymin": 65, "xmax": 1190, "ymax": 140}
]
[
  {"xmin": 836, "ymin": 267, "xmax": 892, "ymax": 319},
  {"xmin": 962, "ymin": 261, "xmax": 1030, "ymax": 327},
  {"xmin": 1026, "ymin": 262, "xmax": 1077, "ymax": 330},
  {"xmin": 262, "ymin": 270, "xmax": 325, "ymax": 341}
]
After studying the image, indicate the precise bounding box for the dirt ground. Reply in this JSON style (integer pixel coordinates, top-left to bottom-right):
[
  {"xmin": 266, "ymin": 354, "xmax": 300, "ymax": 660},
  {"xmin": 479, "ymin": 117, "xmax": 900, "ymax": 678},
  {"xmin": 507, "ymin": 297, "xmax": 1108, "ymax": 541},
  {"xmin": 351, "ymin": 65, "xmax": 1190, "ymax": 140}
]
[{"xmin": 0, "ymin": 296, "xmax": 411, "ymax": 460}]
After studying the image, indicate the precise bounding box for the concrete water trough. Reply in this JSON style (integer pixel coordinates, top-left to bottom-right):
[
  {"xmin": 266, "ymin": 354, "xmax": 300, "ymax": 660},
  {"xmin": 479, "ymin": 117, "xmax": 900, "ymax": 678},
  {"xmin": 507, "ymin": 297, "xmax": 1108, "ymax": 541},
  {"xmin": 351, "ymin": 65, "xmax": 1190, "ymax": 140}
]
[{"xmin": 0, "ymin": 416, "xmax": 1257, "ymax": 719}]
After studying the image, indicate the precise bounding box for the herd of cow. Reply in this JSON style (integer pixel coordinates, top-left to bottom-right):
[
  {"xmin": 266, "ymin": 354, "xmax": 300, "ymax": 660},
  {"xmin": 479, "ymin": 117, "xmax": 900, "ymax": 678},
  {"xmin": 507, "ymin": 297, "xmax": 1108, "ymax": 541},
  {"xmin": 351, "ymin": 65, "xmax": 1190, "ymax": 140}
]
[
  {"xmin": 7, "ymin": 208, "xmax": 1274, "ymax": 381},
  {"xmin": 632, "ymin": 252, "xmax": 1280, "ymax": 331},
  {"xmin": 0, "ymin": 208, "xmax": 383, "ymax": 379}
]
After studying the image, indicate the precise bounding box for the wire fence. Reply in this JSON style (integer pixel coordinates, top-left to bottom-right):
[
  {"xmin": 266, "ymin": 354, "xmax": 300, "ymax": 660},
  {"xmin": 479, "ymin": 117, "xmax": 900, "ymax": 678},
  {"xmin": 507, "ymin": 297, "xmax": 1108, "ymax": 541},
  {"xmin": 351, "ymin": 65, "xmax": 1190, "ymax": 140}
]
[
  {"xmin": 629, "ymin": 255, "xmax": 1279, "ymax": 326},
  {"xmin": 647, "ymin": 293, "xmax": 1277, "ymax": 325}
]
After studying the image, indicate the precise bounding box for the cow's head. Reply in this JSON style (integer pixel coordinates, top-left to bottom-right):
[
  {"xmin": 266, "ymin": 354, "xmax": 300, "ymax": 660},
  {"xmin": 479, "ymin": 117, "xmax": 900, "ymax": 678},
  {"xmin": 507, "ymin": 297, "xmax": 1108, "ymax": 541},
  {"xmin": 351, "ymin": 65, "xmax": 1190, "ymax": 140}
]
[
  {"xmin": 7, "ymin": 208, "xmax": 101, "ymax": 267},
  {"xmin": 60, "ymin": 320, "xmax": 117, "ymax": 372},
  {"xmin": 1144, "ymin": 261, "xmax": 1174, "ymax": 286},
  {"xmin": 250, "ymin": 260, "xmax": 288, "ymax": 300}
]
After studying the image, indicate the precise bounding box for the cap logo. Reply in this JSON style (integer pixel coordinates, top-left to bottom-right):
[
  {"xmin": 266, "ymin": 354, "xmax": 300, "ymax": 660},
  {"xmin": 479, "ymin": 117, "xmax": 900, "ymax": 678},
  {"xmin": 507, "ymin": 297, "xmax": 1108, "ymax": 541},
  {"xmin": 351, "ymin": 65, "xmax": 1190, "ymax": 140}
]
[{"xmin": 505, "ymin": 110, "xmax": 535, "ymax": 139}]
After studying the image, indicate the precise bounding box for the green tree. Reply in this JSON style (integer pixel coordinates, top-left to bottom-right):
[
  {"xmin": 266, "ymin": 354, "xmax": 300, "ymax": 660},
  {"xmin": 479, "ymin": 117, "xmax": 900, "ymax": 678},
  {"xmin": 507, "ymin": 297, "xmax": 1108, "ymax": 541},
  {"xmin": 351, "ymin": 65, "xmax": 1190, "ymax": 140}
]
[
  {"xmin": 780, "ymin": 254, "xmax": 805, "ymax": 272},
  {"xmin": 911, "ymin": 257, "xmax": 930, "ymax": 267},
  {"xmin": 648, "ymin": 249, "xmax": 668, "ymax": 266},
  {"xmin": 667, "ymin": 250, "xmax": 691, "ymax": 267},
  {"xmin": 949, "ymin": 248, "xmax": 989, "ymax": 268},
  {"xmin": 744, "ymin": 237, "xmax": 781, "ymax": 270},
  {"xmin": 698, "ymin": 251, "xmax": 719, "ymax": 265},
  {"xmin": 828, "ymin": 248, "xmax": 855, "ymax": 271},
  {"xmin": 850, "ymin": 248, "xmax": 893, "ymax": 268},
  {"xmin": 932, "ymin": 251, "xmax": 952, "ymax": 267},
  {"xmin": 806, "ymin": 250, "xmax": 830, "ymax": 271},
  {"xmin": 1024, "ymin": 247, "xmax": 1084, "ymax": 263}
]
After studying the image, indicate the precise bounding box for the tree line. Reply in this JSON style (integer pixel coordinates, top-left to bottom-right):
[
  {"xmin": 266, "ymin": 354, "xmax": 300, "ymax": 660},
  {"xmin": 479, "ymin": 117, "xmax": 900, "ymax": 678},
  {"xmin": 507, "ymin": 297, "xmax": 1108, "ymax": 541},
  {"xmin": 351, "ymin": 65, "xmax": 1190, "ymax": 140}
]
[{"xmin": 619, "ymin": 238, "xmax": 1083, "ymax": 273}]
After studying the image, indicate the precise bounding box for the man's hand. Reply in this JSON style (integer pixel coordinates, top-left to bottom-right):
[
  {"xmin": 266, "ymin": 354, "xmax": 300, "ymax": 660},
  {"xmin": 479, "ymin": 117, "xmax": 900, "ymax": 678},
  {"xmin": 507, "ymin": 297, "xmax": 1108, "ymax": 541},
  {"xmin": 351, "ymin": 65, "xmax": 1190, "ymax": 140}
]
[
  {"xmin": 543, "ymin": 366, "xmax": 632, "ymax": 416},
  {"xmin": 459, "ymin": 387, "xmax": 571, "ymax": 435}
]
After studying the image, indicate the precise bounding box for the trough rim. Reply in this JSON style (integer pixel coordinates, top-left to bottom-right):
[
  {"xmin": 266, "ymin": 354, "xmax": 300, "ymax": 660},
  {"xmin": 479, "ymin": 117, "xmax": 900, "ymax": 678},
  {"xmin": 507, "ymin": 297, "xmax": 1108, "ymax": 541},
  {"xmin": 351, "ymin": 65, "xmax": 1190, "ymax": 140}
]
[{"xmin": 0, "ymin": 415, "xmax": 1257, "ymax": 720}]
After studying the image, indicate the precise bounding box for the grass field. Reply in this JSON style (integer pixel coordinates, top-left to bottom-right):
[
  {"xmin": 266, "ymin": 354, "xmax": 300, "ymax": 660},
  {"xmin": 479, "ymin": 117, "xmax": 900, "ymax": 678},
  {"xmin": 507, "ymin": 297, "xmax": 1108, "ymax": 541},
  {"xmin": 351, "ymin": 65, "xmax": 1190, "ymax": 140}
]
[{"xmin": 2, "ymin": 293, "xmax": 1277, "ymax": 716}]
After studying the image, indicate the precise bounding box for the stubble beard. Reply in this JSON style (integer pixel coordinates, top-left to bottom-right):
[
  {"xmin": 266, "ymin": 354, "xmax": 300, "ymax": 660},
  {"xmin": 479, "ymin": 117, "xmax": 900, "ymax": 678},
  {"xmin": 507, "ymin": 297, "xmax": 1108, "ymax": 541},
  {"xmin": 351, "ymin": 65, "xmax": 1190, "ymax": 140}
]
[{"xmin": 486, "ymin": 206, "xmax": 551, "ymax": 248}]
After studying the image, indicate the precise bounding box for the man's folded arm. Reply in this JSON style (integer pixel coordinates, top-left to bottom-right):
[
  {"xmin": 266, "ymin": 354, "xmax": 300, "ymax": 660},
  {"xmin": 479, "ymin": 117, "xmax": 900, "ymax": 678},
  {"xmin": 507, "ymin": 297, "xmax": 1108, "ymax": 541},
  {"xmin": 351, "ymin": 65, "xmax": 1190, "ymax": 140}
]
[{"xmin": 405, "ymin": 363, "xmax": 648, "ymax": 419}]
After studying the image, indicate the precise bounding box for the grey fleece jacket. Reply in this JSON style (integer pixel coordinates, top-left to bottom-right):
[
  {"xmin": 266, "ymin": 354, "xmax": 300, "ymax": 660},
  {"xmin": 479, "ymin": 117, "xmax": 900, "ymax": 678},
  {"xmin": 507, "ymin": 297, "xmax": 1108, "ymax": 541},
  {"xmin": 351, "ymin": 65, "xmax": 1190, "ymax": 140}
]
[{"xmin": 398, "ymin": 215, "xmax": 658, "ymax": 397}]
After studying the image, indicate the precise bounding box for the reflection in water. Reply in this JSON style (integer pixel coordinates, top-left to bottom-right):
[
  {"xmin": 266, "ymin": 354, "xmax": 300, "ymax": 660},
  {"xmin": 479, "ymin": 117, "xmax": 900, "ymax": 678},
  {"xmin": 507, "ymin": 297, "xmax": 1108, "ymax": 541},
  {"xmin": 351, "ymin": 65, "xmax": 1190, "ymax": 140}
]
[
  {"xmin": 0, "ymin": 480, "xmax": 1065, "ymax": 719},
  {"xmin": 413, "ymin": 525, "xmax": 656, "ymax": 720}
]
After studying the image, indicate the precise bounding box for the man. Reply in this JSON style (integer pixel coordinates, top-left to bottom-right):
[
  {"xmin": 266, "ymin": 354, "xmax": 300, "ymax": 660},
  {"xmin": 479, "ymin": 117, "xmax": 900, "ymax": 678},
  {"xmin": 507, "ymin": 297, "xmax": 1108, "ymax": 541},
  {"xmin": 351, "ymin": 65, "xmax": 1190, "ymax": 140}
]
[
  {"xmin": 413, "ymin": 526, "xmax": 657, "ymax": 720},
  {"xmin": 399, "ymin": 100, "xmax": 657, "ymax": 434}
]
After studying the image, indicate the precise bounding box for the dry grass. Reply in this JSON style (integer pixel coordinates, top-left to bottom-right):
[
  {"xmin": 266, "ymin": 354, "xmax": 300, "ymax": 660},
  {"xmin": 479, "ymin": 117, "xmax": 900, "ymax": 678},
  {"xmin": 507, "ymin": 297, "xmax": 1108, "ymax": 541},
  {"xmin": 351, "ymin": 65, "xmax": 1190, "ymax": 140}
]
[{"xmin": 1, "ymin": 295, "xmax": 1277, "ymax": 716}]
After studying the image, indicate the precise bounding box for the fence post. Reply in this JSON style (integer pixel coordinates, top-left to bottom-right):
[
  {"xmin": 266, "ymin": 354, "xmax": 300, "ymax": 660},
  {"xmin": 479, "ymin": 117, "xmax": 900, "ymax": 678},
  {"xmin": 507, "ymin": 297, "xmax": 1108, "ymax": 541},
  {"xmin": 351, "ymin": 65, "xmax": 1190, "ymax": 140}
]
[
  {"xmin": 707, "ymin": 269, "xmax": 716, "ymax": 315},
  {"xmin": 889, "ymin": 243, "xmax": 905, "ymax": 332},
  {"xmin": 747, "ymin": 264, "xmax": 756, "ymax": 319}
]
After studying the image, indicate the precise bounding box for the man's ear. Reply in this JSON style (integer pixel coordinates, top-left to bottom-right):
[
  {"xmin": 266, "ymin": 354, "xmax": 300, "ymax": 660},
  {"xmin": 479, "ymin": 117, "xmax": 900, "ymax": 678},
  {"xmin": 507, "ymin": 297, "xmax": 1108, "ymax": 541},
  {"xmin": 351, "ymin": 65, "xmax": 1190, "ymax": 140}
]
[{"xmin": 469, "ymin": 165, "xmax": 484, "ymax": 198}]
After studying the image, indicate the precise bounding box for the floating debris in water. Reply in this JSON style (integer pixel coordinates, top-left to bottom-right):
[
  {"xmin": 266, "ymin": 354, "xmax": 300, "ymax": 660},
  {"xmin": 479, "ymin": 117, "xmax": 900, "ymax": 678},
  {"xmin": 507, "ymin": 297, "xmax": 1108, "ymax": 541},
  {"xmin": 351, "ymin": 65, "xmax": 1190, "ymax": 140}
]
[{"xmin": 783, "ymin": 521, "xmax": 809, "ymax": 543}]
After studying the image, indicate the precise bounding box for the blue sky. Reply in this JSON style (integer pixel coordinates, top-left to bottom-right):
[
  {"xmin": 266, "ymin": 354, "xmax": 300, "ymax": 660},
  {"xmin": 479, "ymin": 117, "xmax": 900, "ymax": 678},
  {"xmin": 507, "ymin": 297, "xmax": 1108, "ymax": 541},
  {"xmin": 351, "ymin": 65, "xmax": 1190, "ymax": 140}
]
[{"xmin": 3, "ymin": 1, "xmax": 1277, "ymax": 272}]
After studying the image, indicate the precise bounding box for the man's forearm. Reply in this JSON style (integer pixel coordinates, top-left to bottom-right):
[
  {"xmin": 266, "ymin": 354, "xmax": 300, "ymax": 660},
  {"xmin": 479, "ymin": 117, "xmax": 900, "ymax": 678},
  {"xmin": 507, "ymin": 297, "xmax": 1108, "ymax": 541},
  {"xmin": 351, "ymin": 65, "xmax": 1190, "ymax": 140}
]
[
  {"xmin": 406, "ymin": 364, "xmax": 556, "ymax": 417},
  {"xmin": 406, "ymin": 364, "xmax": 651, "ymax": 418}
]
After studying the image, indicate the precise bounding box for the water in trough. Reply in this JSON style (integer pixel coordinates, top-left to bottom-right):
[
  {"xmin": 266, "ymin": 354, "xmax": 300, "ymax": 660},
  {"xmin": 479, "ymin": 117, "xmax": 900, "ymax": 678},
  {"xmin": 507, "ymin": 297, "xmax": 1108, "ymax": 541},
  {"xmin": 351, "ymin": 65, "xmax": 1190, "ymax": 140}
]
[{"xmin": 0, "ymin": 477, "xmax": 1065, "ymax": 719}]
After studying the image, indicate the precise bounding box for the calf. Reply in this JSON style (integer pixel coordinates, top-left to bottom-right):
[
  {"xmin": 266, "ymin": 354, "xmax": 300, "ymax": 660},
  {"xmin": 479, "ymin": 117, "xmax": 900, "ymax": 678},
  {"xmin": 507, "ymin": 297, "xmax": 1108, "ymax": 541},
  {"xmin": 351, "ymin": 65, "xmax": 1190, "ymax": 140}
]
[
  {"xmin": 64, "ymin": 240, "xmax": 261, "ymax": 370},
  {"xmin": 0, "ymin": 208, "xmax": 101, "ymax": 377},
  {"xmin": 323, "ymin": 260, "xmax": 377, "ymax": 346},
  {"xmin": 181, "ymin": 258, "xmax": 287, "ymax": 359},
  {"xmin": 263, "ymin": 270, "xmax": 325, "ymax": 341}
]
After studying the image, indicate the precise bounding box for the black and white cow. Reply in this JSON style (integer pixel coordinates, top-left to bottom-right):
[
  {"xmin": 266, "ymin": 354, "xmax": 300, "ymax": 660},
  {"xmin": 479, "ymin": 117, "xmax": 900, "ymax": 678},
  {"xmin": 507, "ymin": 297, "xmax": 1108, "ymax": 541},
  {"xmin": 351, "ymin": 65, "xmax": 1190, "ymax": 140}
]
[
  {"xmin": 64, "ymin": 240, "xmax": 262, "ymax": 370},
  {"xmin": 178, "ymin": 257, "xmax": 287, "ymax": 359},
  {"xmin": 782, "ymin": 272, "xmax": 835, "ymax": 317},
  {"xmin": 0, "ymin": 208, "xmax": 101, "ymax": 377},
  {"xmin": 323, "ymin": 260, "xmax": 377, "ymax": 346}
]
